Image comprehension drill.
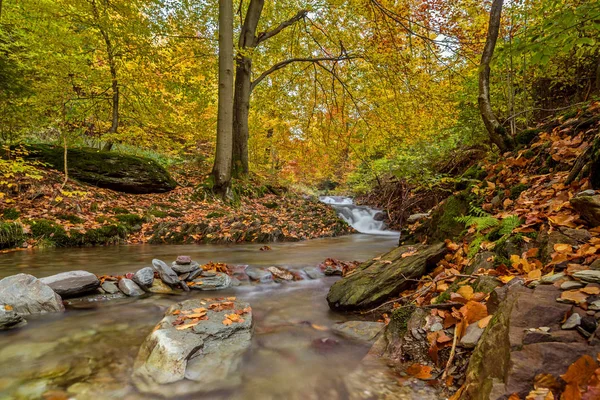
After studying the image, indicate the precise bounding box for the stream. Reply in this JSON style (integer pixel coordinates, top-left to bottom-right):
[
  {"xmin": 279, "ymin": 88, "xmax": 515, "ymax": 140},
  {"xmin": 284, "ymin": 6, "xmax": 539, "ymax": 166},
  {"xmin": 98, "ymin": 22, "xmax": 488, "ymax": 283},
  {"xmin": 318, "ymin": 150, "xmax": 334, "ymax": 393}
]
[{"xmin": 0, "ymin": 204, "xmax": 423, "ymax": 399}]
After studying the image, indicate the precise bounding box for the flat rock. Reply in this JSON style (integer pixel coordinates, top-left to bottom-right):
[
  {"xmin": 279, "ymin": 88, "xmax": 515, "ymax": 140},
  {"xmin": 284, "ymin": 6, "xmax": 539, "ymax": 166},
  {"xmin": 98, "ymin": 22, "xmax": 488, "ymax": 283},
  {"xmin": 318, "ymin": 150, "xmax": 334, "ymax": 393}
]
[
  {"xmin": 460, "ymin": 323, "xmax": 484, "ymax": 349},
  {"xmin": 152, "ymin": 259, "xmax": 181, "ymax": 287},
  {"xmin": 560, "ymin": 280, "xmax": 585, "ymax": 290},
  {"xmin": 0, "ymin": 304, "xmax": 26, "ymax": 330},
  {"xmin": 267, "ymin": 266, "xmax": 294, "ymax": 281},
  {"xmin": 189, "ymin": 273, "xmax": 231, "ymax": 291},
  {"xmin": 40, "ymin": 270, "xmax": 100, "ymax": 298},
  {"xmin": 562, "ymin": 313, "xmax": 582, "ymax": 330},
  {"xmin": 62, "ymin": 292, "xmax": 127, "ymax": 306},
  {"xmin": 133, "ymin": 267, "xmax": 154, "ymax": 288},
  {"xmin": 147, "ymin": 279, "xmax": 177, "ymax": 295},
  {"xmin": 573, "ymin": 270, "xmax": 600, "ymax": 283},
  {"xmin": 332, "ymin": 321, "xmax": 384, "ymax": 343},
  {"xmin": 303, "ymin": 267, "xmax": 322, "ymax": 279},
  {"xmin": 590, "ymin": 259, "xmax": 600, "ymax": 270},
  {"xmin": 175, "ymin": 256, "xmax": 192, "ymax": 265},
  {"xmin": 101, "ymin": 281, "xmax": 120, "ymax": 294},
  {"xmin": 132, "ymin": 298, "xmax": 252, "ymax": 397},
  {"xmin": 118, "ymin": 279, "xmax": 145, "ymax": 297},
  {"xmin": 327, "ymin": 243, "xmax": 448, "ymax": 311},
  {"xmin": 171, "ymin": 261, "xmax": 199, "ymax": 274},
  {"xmin": 246, "ymin": 267, "xmax": 273, "ymax": 284},
  {"xmin": 0, "ymin": 274, "xmax": 64, "ymax": 315}
]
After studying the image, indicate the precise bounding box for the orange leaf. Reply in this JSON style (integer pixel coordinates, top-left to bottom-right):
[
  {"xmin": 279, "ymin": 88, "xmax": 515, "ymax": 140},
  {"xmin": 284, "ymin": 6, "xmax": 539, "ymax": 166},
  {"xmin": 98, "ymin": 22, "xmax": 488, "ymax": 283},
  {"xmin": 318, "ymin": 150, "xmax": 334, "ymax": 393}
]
[
  {"xmin": 560, "ymin": 290, "xmax": 589, "ymax": 305},
  {"xmin": 406, "ymin": 363, "xmax": 433, "ymax": 380},
  {"xmin": 554, "ymin": 243, "xmax": 573, "ymax": 253},
  {"xmin": 460, "ymin": 301, "xmax": 488, "ymax": 324},
  {"xmin": 456, "ymin": 285, "xmax": 474, "ymax": 300},
  {"xmin": 478, "ymin": 315, "xmax": 493, "ymax": 329},
  {"xmin": 562, "ymin": 355, "xmax": 598, "ymax": 386},
  {"xmin": 582, "ymin": 287, "xmax": 600, "ymax": 295}
]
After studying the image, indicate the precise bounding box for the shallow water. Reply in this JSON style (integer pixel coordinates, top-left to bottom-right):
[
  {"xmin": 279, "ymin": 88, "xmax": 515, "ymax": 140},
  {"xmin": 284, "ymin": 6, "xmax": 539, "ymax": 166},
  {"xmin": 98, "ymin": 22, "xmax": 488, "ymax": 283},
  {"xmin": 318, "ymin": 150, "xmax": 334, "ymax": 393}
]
[{"xmin": 0, "ymin": 233, "xmax": 433, "ymax": 400}]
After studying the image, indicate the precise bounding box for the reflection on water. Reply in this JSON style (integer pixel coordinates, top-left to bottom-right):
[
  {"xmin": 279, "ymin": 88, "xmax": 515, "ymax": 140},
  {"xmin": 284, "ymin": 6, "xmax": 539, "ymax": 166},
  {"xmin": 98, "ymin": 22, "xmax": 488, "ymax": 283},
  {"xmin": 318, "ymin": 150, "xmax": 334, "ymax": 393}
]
[{"xmin": 0, "ymin": 234, "xmax": 414, "ymax": 399}]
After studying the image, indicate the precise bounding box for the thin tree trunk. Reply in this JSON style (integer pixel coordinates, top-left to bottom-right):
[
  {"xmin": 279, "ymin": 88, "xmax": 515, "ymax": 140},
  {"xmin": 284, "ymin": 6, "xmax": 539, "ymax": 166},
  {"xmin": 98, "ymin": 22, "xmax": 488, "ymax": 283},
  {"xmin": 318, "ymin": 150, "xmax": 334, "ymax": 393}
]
[
  {"xmin": 211, "ymin": 0, "xmax": 234, "ymax": 196},
  {"xmin": 232, "ymin": 0, "xmax": 264, "ymax": 176},
  {"xmin": 478, "ymin": 0, "xmax": 514, "ymax": 152},
  {"xmin": 101, "ymin": 32, "xmax": 118, "ymax": 151}
]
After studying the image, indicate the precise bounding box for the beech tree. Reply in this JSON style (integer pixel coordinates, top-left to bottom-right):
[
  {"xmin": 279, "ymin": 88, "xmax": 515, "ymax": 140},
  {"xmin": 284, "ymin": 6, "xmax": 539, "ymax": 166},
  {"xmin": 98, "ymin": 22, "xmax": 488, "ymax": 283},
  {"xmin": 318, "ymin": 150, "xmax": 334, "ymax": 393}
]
[{"xmin": 211, "ymin": 0, "xmax": 234, "ymax": 196}]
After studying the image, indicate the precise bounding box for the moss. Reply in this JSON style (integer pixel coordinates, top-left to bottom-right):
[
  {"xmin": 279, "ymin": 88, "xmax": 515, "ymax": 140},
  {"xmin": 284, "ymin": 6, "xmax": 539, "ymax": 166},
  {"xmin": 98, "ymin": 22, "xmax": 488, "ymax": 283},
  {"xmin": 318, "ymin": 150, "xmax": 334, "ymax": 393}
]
[
  {"xmin": 0, "ymin": 222, "xmax": 24, "ymax": 249},
  {"xmin": 515, "ymin": 128, "xmax": 542, "ymax": 145},
  {"xmin": 95, "ymin": 215, "xmax": 114, "ymax": 224},
  {"xmin": 148, "ymin": 210, "xmax": 168, "ymax": 218},
  {"xmin": 90, "ymin": 202, "xmax": 99, "ymax": 212},
  {"xmin": 509, "ymin": 183, "xmax": 529, "ymax": 200},
  {"xmin": 112, "ymin": 207, "xmax": 130, "ymax": 214},
  {"xmin": 114, "ymin": 214, "xmax": 144, "ymax": 226},
  {"xmin": 83, "ymin": 224, "xmax": 127, "ymax": 245},
  {"xmin": 168, "ymin": 212, "xmax": 183, "ymax": 218},
  {"xmin": 206, "ymin": 212, "xmax": 225, "ymax": 219},
  {"xmin": 56, "ymin": 213, "xmax": 84, "ymax": 224},
  {"xmin": 2, "ymin": 208, "xmax": 20, "ymax": 220},
  {"xmin": 427, "ymin": 191, "xmax": 470, "ymax": 241},
  {"xmin": 29, "ymin": 219, "xmax": 71, "ymax": 247},
  {"xmin": 389, "ymin": 305, "xmax": 416, "ymax": 335},
  {"xmin": 263, "ymin": 202, "xmax": 279, "ymax": 209},
  {"xmin": 562, "ymin": 109, "xmax": 579, "ymax": 120},
  {"xmin": 462, "ymin": 165, "xmax": 488, "ymax": 181},
  {"xmin": 522, "ymin": 150, "xmax": 535, "ymax": 159}
]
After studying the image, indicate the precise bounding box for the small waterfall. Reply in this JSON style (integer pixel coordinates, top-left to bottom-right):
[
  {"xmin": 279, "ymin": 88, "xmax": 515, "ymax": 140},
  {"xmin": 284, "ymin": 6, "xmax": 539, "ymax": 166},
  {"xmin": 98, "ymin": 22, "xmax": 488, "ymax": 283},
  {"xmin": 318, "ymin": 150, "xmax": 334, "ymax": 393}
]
[{"xmin": 320, "ymin": 196, "xmax": 398, "ymax": 236}]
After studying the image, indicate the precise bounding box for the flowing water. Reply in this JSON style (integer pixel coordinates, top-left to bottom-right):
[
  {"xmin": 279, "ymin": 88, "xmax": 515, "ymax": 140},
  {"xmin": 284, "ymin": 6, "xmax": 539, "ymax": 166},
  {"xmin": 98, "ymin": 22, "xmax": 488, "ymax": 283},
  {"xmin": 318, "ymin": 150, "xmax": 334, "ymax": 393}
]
[
  {"xmin": 0, "ymin": 232, "xmax": 439, "ymax": 400},
  {"xmin": 319, "ymin": 197, "xmax": 398, "ymax": 236}
]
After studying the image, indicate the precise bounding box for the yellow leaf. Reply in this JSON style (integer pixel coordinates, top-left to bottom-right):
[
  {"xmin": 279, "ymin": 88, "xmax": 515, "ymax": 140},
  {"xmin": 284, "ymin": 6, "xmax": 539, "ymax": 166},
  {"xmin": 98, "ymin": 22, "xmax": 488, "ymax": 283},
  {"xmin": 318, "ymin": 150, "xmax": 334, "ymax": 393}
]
[
  {"xmin": 456, "ymin": 285, "xmax": 474, "ymax": 300},
  {"xmin": 500, "ymin": 275, "xmax": 515, "ymax": 284},
  {"xmin": 478, "ymin": 315, "xmax": 493, "ymax": 329}
]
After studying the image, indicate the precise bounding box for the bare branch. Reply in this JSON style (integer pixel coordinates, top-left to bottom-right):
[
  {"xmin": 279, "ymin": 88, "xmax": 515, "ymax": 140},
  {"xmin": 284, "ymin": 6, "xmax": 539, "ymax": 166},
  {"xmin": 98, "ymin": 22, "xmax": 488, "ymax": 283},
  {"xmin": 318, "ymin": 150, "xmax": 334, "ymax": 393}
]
[
  {"xmin": 250, "ymin": 55, "xmax": 356, "ymax": 91},
  {"xmin": 256, "ymin": 9, "xmax": 308, "ymax": 44}
]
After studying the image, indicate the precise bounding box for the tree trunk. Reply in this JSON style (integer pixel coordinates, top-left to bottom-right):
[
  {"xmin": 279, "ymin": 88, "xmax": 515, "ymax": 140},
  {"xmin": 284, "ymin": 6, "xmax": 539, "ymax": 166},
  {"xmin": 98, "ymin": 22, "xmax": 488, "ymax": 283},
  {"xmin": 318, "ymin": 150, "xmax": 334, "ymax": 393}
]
[
  {"xmin": 478, "ymin": 0, "xmax": 514, "ymax": 152},
  {"xmin": 211, "ymin": 0, "xmax": 234, "ymax": 196},
  {"xmin": 232, "ymin": 56, "xmax": 252, "ymax": 175},
  {"xmin": 231, "ymin": 0, "xmax": 264, "ymax": 176}
]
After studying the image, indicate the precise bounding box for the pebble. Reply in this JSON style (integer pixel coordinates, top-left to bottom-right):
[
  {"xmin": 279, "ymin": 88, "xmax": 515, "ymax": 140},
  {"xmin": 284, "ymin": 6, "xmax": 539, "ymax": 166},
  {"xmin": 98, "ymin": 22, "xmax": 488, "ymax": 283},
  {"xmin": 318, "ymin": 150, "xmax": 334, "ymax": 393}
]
[
  {"xmin": 118, "ymin": 279, "xmax": 145, "ymax": 297},
  {"xmin": 560, "ymin": 280, "xmax": 585, "ymax": 290},
  {"xmin": 175, "ymin": 255, "xmax": 192, "ymax": 265},
  {"xmin": 101, "ymin": 281, "xmax": 120, "ymax": 294},
  {"xmin": 589, "ymin": 300, "xmax": 600, "ymax": 311},
  {"xmin": 133, "ymin": 267, "xmax": 154, "ymax": 288},
  {"xmin": 561, "ymin": 313, "xmax": 582, "ymax": 330},
  {"xmin": 573, "ymin": 270, "xmax": 600, "ymax": 284}
]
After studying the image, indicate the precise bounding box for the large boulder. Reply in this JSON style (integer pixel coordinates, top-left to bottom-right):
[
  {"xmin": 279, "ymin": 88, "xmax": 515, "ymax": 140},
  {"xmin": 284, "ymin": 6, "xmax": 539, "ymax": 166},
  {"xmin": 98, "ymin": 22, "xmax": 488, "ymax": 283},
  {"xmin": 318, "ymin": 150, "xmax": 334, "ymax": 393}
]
[
  {"xmin": 461, "ymin": 282, "xmax": 600, "ymax": 399},
  {"xmin": 132, "ymin": 298, "xmax": 252, "ymax": 397},
  {"xmin": 40, "ymin": 270, "xmax": 100, "ymax": 298},
  {"xmin": 23, "ymin": 143, "xmax": 177, "ymax": 194},
  {"xmin": 327, "ymin": 243, "xmax": 448, "ymax": 311},
  {"xmin": 0, "ymin": 274, "xmax": 64, "ymax": 315}
]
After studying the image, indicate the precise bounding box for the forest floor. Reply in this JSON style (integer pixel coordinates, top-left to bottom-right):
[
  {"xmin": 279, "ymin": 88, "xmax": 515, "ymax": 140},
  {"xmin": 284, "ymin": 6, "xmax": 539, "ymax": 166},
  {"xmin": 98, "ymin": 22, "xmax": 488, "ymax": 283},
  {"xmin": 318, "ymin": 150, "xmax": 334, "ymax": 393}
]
[{"xmin": 0, "ymin": 166, "xmax": 352, "ymax": 251}]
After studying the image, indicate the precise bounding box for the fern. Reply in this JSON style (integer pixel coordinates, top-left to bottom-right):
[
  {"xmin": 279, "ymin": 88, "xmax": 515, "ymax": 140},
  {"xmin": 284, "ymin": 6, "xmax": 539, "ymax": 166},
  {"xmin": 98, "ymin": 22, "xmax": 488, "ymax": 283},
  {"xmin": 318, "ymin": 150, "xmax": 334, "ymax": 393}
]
[
  {"xmin": 456, "ymin": 214, "xmax": 499, "ymax": 233},
  {"xmin": 499, "ymin": 216, "xmax": 522, "ymax": 235}
]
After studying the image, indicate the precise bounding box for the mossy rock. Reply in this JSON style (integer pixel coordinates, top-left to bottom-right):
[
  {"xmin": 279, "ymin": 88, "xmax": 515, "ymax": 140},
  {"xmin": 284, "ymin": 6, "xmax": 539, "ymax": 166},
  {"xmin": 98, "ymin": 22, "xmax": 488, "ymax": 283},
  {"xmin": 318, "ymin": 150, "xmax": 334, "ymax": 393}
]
[
  {"xmin": 327, "ymin": 243, "xmax": 448, "ymax": 311},
  {"xmin": 22, "ymin": 143, "xmax": 177, "ymax": 194},
  {"xmin": 112, "ymin": 207, "xmax": 130, "ymax": 214},
  {"xmin": 148, "ymin": 210, "xmax": 168, "ymax": 218},
  {"xmin": 426, "ymin": 191, "xmax": 470, "ymax": 242},
  {"xmin": 515, "ymin": 128, "xmax": 542, "ymax": 146},
  {"xmin": 462, "ymin": 165, "xmax": 488, "ymax": 181}
]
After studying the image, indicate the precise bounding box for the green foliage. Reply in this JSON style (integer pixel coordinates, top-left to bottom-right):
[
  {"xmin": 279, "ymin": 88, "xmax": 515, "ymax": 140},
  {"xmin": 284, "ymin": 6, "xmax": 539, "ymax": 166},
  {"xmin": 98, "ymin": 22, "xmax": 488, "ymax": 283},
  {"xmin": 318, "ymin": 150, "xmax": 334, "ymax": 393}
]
[
  {"xmin": 148, "ymin": 210, "xmax": 168, "ymax": 218},
  {"xmin": 515, "ymin": 129, "xmax": 542, "ymax": 146},
  {"xmin": 83, "ymin": 225, "xmax": 128, "ymax": 245},
  {"xmin": 510, "ymin": 184, "xmax": 529, "ymax": 200},
  {"xmin": 29, "ymin": 219, "xmax": 71, "ymax": 247},
  {"xmin": 0, "ymin": 222, "xmax": 24, "ymax": 249},
  {"xmin": 112, "ymin": 207, "xmax": 130, "ymax": 214}
]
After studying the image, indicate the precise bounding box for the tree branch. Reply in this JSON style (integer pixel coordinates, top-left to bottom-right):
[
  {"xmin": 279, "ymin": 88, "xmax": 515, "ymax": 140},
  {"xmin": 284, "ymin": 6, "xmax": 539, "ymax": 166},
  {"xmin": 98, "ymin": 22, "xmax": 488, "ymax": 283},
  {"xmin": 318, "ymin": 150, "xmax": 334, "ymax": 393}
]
[
  {"xmin": 256, "ymin": 9, "xmax": 308, "ymax": 44},
  {"xmin": 250, "ymin": 55, "xmax": 356, "ymax": 91}
]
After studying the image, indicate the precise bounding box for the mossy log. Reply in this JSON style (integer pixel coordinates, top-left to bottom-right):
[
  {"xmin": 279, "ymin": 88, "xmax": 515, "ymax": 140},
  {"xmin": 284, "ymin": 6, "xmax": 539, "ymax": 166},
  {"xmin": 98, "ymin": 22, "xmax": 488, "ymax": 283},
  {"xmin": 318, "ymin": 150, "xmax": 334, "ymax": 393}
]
[
  {"xmin": 23, "ymin": 144, "xmax": 177, "ymax": 194},
  {"xmin": 326, "ymin": 242, "xmax": 448, "ymax": 312}
]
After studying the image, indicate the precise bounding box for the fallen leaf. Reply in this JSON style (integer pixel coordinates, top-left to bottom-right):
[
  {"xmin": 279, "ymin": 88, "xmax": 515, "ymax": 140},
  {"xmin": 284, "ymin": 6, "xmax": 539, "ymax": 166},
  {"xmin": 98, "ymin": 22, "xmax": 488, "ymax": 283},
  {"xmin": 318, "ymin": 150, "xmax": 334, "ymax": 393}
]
[
  {"xmin": 582, "ymin": 287, "xmax": 600, "ymax": 295},
  {"xmin": 456, "ymin": 285, "xmax": 474, "ymax": 300},
  {"xmin": 560, "ymin": 290, "xmax": 589, "ymax": 305},
  {"xmin": 406, "ymin": 363, "xmax": 433, "ymax": 380},
  {"xmin": 554, "ymin": 243, "xmax": 573, "ymax": 253},
  {"xmin": 478, "ymin": 315, "xmax": 493, "ymax": 329},
  {"xmin": 460, "ymin": 301, "xmax": 488, "ymax": 324}
]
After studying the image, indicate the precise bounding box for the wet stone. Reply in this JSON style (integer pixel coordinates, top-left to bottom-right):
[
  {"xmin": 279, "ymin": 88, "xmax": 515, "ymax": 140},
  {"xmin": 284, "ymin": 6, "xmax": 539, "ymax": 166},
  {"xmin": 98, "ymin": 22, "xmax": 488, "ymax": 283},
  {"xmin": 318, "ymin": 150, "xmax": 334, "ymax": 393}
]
[
  {"xmin": 133, "ymin": 267, "xmax": 154, "ymax": 288},
  {"xmin": 331, "ymin": 321, "xmax": 384, "ymax": 343},
  {"xmin": 175, "ymin": 255, "xmax": 192, "ymax": 265},
  {"xmin": 246, "ymin": 267, "xmax": 273, "ymax": 283},
  {"xmin": 118, "ymin": 279, "xmax": 145, "ymax": 297},
  {"xmin": 267, "ymin": 266, "xmax": 294, "ymax": 281},
  {"xmin": 581, "ymin": 316, "xmax": 598, "ymax": 333},
  {"xmin": 40, "ymin": 270, "xmax": 100, "ymax": 298},
  {"xmin": 186, "ymin": 269, "xmax": 203, "ymax": 281},
  {"xmin": 303, "ymin": 267, "xmax": 322, "ymax": 280},
  {"xmin": 189, "ymin": 273, "xmax": 231, "ymax": 291},
  {"xmin": 560, "ymin": 280, "xmax": 585, "ymax": 290},
  {"xmin": 573, "ymin": 270, "xmax": 600, "ymax": 284},
  {"xmin": 171, "ymin": 261, "xmax": 199, "ymax": 274},
  {"xmin": 0, "ymin": 274, "xmax": 64, "ymax": 315},
  {"xmin": 101, "ymin": 281, "xmax": 120, "ymax": 294},
  {"xmin": 460, "ymin": 324, "xmax": 484, "ymax": 349},
  {"xmin": 0, "ymin": 304, "xmax": 26, "ymax": 330},
  {"xmin": 562, "ymin": 313, "xmax": 582, "ymax": 330},
  {"xmin": 152, "ymin": 259, "xmax": 180, "ymax": 287}
]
